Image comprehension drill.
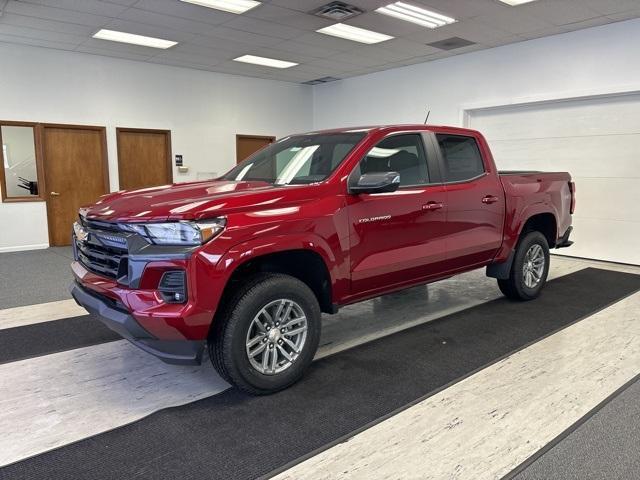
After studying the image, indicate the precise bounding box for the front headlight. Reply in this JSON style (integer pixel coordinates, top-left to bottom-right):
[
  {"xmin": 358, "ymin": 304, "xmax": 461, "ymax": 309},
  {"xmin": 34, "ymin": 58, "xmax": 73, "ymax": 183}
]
[{"xmin": 129, "ymin": 218, "xmax": 226, "ymax": 246}]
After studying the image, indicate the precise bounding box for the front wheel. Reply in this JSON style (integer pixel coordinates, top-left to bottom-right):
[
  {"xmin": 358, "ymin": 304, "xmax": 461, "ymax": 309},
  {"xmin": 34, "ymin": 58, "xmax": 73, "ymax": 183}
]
[
  {"xmin": 498, "ymin": 231, "xmax": 550, "ymax": 301},
  {"xmin": 209, "ymin": 273, "xmax": 321, "ymax": 395}
]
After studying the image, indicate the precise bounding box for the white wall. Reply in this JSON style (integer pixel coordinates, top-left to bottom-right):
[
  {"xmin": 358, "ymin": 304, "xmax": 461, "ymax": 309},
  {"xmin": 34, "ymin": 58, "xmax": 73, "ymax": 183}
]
[
  {"xmin": 0, "ymin": 43, "xmax": 313, "ymax": 252},
  {"xmin": 313, "ymin": 19, "xmax": 640, "ymax": 130}
]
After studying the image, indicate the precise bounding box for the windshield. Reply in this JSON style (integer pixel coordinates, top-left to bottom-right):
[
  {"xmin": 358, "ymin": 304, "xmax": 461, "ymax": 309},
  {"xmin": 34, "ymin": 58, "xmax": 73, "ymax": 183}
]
[{"xmin": 222, "ymin": 132, "xmax": 367, "ymax": 185}]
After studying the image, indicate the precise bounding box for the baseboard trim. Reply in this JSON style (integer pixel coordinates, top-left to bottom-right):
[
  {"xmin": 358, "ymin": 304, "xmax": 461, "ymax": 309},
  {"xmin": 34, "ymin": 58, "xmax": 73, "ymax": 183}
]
[{"xmin": 0, "ymin": 243, "xmax": 49, "ymax": 253}]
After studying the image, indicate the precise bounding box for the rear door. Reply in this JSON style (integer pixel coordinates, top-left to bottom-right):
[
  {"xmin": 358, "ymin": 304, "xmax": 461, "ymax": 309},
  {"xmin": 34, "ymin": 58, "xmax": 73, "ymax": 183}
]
[
  {"xmin": 346, "ymin": 132, "xmax": 448, "ymax": 296},
  {"xmin": 433, "ymin": 132, "xmax": 505, "ymax": 269}
]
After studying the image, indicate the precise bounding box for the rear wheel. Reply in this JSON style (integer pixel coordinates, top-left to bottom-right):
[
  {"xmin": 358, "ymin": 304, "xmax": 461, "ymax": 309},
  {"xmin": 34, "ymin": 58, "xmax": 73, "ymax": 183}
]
[
  {"xmin": 209, "ymin": 273, "xmax": 321, "ymax": 395},
  {"xmin": 498, "ymin": 231, "xmax": 550, "ymax": 301}
]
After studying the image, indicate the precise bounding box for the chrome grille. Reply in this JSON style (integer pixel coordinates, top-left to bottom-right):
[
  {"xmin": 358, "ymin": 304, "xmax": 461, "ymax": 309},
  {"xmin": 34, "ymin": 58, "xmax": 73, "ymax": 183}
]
[{"xmin": 75, "ymin": 219, "xmax": 128, "ymax": 279}]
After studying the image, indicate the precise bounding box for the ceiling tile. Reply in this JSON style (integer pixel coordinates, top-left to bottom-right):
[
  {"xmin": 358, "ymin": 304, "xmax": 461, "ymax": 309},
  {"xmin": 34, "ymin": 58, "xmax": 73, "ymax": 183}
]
[
  {"xmin": 132, "ymin": 0, "xmax": 235, "ymax": 26},
  {"xmin": 474, "ymin": 8, "xmax": 554, "ymax": 35},
  {"xmin": 245, "ymin": 4, "xmax": 333, "ymax": 30},
  {"xmin": 75, "ymin": 44, "xmax": 155, "ymax": 61},
  {"xmin": 0, "ymin": 23, "xmax": 86, "ymax": 44},
  {"xmin": 267, "ymin": 39, "xmax": 342, "ymax": 58},
  {"xmin": 220, "ymin": 16, "xmax": 307, "ymax": 40},
  {"xmin": 4, "ymin": 0, "xmax": 112, "ymax": 27},
  {"xmin": 150, "ymin": 49, "xmax": 226, "ymax": 67},
  {"xmin": 17, "ymin": 0, "xmax": 129, "ymax": 17},
  {"xmin": 0, "ymin": 31, "xmax": 80, "ymax": 50},
  {"xmin": 0, "ymin": 12, "xmax": 97, "ymax": 36},
  {"xmin": 304, "ymin": 57, "xmax": 363, "ymax": 73},
  {"xmin": 331, "ymin": 51, "xmax": 388, "ymax": 67},
  {"xmin": 522, "ymin": 0, "xmax": 603, "ymax": 26},
  {"xmin": 582, "ymin": 0, "xmax": 640, "ymax": 15},
  {"xmin": 117, "ymin": 8, "xmax": 225, "ymax": 37},
  {"xmin": 201, "ymin": 26, "xmax": 284, "ymax": 47},
  {"xmin": 606, "ymin": 10, "xmax": 640, "ymax": 21}
]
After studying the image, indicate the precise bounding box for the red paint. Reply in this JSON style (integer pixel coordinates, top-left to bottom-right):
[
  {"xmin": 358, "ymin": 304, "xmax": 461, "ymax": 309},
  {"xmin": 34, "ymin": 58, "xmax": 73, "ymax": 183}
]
[{"xmin": 72, "ymin": 125, "xmax": 573, "ymax": 342}]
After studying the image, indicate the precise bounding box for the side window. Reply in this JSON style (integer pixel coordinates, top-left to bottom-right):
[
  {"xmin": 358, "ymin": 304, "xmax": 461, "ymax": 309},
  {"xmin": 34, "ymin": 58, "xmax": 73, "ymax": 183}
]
[
  {"xmin": 436, "ymin": 134, "xmax": 485, "ymax": 182},
  {"xmin": 353, "ymin": 134, "xmax": 429, "ymax": 187}
]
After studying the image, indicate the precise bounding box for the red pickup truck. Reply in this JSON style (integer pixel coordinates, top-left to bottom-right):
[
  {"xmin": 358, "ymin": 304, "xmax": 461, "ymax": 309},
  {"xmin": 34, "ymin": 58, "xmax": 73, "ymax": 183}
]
[{"xmin": 70, "ymin": 125, "xmax": 574, "ymax": 394}]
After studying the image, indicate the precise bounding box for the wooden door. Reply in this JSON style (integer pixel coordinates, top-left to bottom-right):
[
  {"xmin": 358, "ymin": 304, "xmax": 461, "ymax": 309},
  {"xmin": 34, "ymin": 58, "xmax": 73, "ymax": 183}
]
[
  {"xmin": 117, "ymin": 128, "xmax": 172, "ymax": 190},
  {"xmin": 236, "ymin": 134, "xmax": 275, "ymax": 164},
  {"xmin": 43, "ymin": 125, "xmax": 109, "ymax": 246}
]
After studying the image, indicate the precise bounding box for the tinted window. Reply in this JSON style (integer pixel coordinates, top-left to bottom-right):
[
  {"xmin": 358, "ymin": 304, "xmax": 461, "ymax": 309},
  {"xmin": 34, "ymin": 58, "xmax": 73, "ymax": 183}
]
[
  {"xmin": 436, "ymin": 134, "xmax": 485, "ymax": 182},
  {"xmin": 352, "ymin": 134, "xmax": 429, "ymax": 187},
  {"xmin": 223, "ymin": 132, "xmax": 366, "ymax": 185}
]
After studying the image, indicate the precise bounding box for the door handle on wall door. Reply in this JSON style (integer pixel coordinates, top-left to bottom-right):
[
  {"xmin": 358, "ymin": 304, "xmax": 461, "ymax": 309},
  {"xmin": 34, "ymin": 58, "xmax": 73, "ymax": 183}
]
[
  {"xmin": 482, "ymin": 195, "xmax": 498, "ymax": 204},
  {"xmin": 50, "ymin": 192, "xmax": 61, "ymax": 196},
  {"xmin": 422, "ymin": 202, "xmax": 444, "ymax": 211}
]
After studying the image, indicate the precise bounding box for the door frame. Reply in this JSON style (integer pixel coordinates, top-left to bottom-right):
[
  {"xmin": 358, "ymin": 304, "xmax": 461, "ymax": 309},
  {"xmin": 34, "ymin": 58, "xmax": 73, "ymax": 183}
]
[
  {"xmin": 235, "ymin": 134, "xmax": 276, "ymax": 164},
  {"xmin": 42, "ymin": 123, "xmax": 109, "ymax": 246},
  {"xmin": 116, "ymin": 127, "xmax": 173, "ymax": 188}
]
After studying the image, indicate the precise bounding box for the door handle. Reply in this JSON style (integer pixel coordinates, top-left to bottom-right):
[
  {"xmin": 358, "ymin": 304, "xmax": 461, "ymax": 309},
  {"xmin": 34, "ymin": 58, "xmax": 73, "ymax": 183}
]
[
  {"xmin": 482, "ymin": 195, "xmax": 498, "ymax": 204},
  {"xmin": 50, "ymin": 192, "xmax": 61, "ymax": 196},
  {"xmin": 422, "ymin": 201, "xmax": 444, "ymax": 211}
]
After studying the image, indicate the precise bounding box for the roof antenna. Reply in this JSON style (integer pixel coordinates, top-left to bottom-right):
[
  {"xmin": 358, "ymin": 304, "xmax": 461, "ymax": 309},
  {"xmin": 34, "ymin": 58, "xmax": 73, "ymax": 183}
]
[{"xmin": 424, "ymin": 109, "xmax": 431, "ymax": 124}]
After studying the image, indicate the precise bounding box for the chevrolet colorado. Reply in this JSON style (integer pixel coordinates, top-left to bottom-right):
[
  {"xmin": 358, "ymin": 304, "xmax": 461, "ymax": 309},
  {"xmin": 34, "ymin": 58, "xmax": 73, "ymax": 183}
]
[{"xmin": 70, "ymin": 125, "xmax": 574, "ymax": 394}]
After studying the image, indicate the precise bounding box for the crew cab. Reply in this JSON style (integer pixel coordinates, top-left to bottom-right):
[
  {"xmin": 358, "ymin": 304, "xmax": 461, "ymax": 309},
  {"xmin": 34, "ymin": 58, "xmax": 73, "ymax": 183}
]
[{"xmin": 70, "ymin": 125, "xmax": 574, "ymax": 394}]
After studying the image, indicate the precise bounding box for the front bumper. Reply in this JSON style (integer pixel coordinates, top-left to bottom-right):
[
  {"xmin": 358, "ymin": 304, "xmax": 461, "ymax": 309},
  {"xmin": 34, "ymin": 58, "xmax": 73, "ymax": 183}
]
[{"xmin": 70, "ymin": 281, "xmax": 205, "ymax": 365}]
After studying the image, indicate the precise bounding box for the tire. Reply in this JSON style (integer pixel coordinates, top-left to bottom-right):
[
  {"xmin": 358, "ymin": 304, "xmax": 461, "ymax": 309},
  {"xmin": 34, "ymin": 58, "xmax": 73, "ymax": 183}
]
[
  {"xmin": 209, "ymin": 273, "xmax": 321, "ymax": 395},
  {"xmin": 497, "ymin": 231, "xmax": 550, "ymax": 301}
]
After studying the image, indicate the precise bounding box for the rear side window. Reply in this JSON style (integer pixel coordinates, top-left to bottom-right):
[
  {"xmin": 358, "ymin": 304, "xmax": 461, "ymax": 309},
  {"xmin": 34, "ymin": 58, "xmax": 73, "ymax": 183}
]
[{"xmin": 436, "ymin": 134, "xmax": 485, "ymax": 182}]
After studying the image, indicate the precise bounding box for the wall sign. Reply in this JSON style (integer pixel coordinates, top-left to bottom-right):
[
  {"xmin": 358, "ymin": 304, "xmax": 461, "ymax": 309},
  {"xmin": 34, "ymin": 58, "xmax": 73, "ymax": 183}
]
[{"xmin": 175, "ymin": 154, "xmax": 183, "ymax": 166}]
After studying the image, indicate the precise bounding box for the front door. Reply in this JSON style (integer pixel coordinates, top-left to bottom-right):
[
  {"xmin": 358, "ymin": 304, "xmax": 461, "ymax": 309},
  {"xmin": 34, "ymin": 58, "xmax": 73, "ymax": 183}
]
[
  {"xmin": 43, "ymin": 125, "xmax": 109, "ymax": 246},
  {"xmin": 347, "ymin": 133, "xmax": 448, "ymax": 296}
]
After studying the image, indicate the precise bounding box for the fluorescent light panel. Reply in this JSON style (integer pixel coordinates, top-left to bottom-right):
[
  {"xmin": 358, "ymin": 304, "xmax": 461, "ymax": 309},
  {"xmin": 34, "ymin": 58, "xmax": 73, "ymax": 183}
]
[
  {"xmin": 316, "ymin": 23, "xmax": 394, "ymax": 44},
  {"xmin": 498, "ymin": 0, "xmax": 537, "ymax": 5},
  {"xmin": 376, "ymin": 2, "xmax": 456, "ymax": 28},
  {"xmin": 233, "ymin": 54, "xmax": 298, "ymax": 69},
  {"xmin": 92, "ymin": 29, "xmax": 177, "ymax": 49},
  {"xmin": 179, "ymin": 0, "xmax": 261, "ymax": 14}
]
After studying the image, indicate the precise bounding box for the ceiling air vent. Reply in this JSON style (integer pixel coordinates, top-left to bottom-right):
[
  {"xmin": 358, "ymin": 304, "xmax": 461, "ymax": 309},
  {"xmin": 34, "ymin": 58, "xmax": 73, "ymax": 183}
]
[
  {"xmin": 302, "ymin": 76, "xmax": 340, "ymax": 85},
  {"xmin": 427, "ymin": 37, "xmax": 476, "ymax": 50},
  {"xmin": 311, "ymin": 2, "xmax": 364, "ymax": 21}
]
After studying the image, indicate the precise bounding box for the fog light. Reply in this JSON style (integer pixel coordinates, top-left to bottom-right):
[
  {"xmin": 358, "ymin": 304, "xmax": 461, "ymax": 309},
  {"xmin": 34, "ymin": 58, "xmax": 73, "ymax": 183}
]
[{"xmin": 158, "ymin": 271, "xmax": 187, "ymax": 304}]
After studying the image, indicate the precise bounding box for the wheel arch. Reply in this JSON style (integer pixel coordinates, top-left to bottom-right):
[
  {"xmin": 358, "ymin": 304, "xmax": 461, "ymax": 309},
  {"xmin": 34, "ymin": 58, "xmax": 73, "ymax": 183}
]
[{"xmin": 487, "ymin": 211, "xmax": 557, "ymax": 279}]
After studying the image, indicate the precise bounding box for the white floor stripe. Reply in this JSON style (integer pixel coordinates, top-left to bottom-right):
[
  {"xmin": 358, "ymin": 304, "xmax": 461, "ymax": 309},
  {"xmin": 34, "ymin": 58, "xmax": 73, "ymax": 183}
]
[
  {"xmin": 273, "ymin": 290, "xmax": 640, "ymax": 480},
  {"xmin": 0, "ymin": 341, "xmax": 228, "ymax": 467},
  {"xmin": 0, "ymin": 299, "xmax": 87, "ymax": 330}
]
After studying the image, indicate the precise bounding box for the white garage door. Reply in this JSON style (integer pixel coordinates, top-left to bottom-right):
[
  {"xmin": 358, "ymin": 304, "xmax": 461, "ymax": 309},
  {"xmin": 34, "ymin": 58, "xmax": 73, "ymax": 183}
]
[{"xmin": 468, "ymin": 93, "xmax": 640, "ymax": 266}]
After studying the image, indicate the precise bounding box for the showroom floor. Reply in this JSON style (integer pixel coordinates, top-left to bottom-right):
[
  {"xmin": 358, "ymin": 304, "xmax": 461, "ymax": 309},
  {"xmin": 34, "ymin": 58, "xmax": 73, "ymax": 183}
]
[{"xmin": 0, "ymin": 249, "xmax": 639, "ymax": 479}]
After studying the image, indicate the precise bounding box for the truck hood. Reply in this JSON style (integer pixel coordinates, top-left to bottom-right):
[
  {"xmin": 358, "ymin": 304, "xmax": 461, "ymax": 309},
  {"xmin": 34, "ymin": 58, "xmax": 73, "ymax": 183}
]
[{"xmin": 81, "ymin": 180, "xmax": 307, "ymax": 223}]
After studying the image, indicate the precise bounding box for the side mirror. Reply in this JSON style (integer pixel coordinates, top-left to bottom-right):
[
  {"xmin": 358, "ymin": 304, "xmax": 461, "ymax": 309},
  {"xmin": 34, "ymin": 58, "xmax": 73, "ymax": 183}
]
[{"xmin": 349, "ymin": 172, "xmax": 401, "ymax": 195}]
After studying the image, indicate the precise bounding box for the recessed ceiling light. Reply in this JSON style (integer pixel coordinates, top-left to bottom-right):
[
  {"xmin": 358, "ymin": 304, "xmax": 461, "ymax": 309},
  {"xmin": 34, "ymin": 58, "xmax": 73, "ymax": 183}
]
[
  {"xmin": 233, "ymin": 54, "xmax": 298, "ymax": 69},
  {"xmin": 179, "ymin": 0, "xmax": 261, "ymax": 14},
  {"xmin": 498, "ymin": 0, "xmax": 537, "ymax": 5},
  {"xmin": 92, "ymin": 29, "xmax": 177, "ymax": 49},
  {"xmin": 376, "ymin": 2, "xmax": 456, "ymax": 28},
  {"xmin": 316, "ymin": 23, "xmax": 394, "ymax": 44}
]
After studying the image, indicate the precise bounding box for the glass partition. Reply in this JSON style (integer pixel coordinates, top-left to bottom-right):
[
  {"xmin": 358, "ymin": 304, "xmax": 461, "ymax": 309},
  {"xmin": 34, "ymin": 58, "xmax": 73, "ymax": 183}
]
[{"xmin": 0, "ymin": 123, "xmax": 42, "ymax": 202}]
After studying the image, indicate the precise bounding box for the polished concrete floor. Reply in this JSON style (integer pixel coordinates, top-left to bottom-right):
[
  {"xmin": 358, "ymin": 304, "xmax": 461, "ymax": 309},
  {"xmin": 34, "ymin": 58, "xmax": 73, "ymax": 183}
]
[{"xmin": 0, "ymin": 249, "xmax": 639, "ymax": 479}]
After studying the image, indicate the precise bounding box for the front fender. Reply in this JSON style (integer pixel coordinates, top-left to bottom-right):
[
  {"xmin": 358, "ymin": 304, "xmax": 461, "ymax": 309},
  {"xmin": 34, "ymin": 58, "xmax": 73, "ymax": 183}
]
[{"xmin": 215, "ymin": 233, "xmax": 342, "ymax": 293}]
